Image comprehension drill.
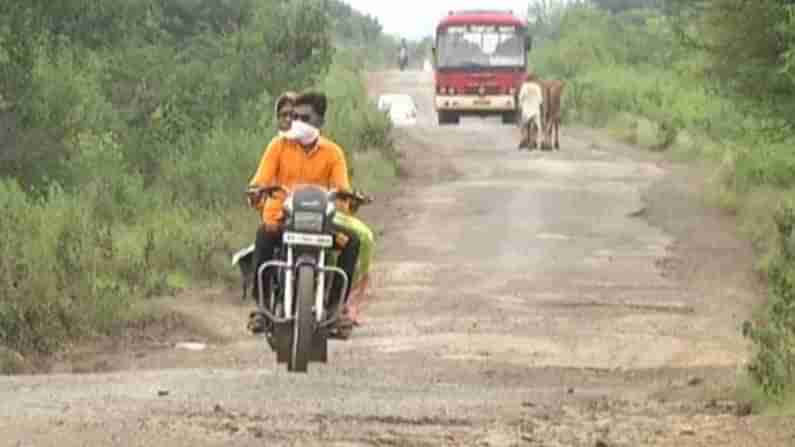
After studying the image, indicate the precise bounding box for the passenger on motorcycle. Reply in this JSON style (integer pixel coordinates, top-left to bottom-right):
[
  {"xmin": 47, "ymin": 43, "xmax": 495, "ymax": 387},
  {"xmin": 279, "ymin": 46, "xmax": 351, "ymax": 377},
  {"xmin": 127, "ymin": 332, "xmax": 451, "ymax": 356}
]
[
  {"xmin": 247, "ymin": 91, "xmax": 361, "ymax": 335},
  {"xmin": 332, "ymin": 191, "xmax": 375, "ymax": 326},
  {"xmin": 276, "ymin": 91, "xmax": 299, "ymax": 133},
  {"xmin": 247, "ymin": 91, "xmax": 298, "ymax": 211}
]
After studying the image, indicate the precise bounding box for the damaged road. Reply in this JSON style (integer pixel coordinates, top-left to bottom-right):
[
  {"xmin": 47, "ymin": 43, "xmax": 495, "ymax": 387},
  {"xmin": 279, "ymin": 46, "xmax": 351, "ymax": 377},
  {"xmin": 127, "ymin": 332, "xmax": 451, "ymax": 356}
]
[{"xmin": 2, "ymin": 70, "xmax": 794, "ymax": 446}]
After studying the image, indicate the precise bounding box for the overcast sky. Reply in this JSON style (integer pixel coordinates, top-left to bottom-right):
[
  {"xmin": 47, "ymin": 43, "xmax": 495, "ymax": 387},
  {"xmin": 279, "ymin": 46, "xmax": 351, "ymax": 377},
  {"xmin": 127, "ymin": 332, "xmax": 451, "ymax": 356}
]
[{"xmin": 341, "ymin": 1, "xmax": 530, "ymax": 41}]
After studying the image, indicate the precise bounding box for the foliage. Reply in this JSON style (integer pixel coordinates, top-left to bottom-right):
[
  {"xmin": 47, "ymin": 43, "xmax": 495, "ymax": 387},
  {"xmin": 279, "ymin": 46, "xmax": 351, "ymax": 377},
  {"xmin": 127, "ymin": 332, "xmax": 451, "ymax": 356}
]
[
  {"xmin": 668, "ymin": 0, "xmax": 795, "ymax": 102},
  {"xmin": 0, "ymin": 0, "xmax": 398, "ymax": 359},
  {"xmin": 589, "ymin": 0, "xmax": 665, "ymax": 13},
  {"xmin": 745, "ymin": 201, "xmax": 795, "ymax": 397}
]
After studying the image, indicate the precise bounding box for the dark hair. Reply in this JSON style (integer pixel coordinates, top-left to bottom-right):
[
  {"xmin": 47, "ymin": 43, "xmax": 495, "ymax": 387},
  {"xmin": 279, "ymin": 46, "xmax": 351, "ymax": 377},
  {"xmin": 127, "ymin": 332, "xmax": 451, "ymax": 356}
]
[
  {"xmin": 275, "ymin": 91, "xmax": 298, "ymax": 114},
  {"xmin": 295, "ymin": 91, "xmax": 328, "ymax": 118}
]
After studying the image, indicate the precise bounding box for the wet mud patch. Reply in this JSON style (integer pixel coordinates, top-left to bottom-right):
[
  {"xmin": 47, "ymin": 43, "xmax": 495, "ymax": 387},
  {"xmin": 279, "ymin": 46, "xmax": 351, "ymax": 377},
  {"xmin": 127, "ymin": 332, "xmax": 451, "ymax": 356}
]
[{"xmin": 49, "ymin": 291, "xmax": 238, "ymax": 374}]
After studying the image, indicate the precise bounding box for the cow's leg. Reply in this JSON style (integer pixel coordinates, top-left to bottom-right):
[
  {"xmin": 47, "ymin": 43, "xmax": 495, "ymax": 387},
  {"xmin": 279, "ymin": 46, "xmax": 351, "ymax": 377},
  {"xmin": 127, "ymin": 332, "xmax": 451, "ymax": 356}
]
[
  {"xmin": 554, "ymin": 120, "xmax": 560, "ymax": 150},
  {"xmin": 537, "ymin": 107, "xmax": 543, "ymax": 150},
  {"xmin": 525, "ymin": 121, "xmax": 533, "ymax": 150},
  {"xmin": 539, "ymin": 120, "xmax": 549, "ymax": 150},
  {"xmin": 518, "ymin": 121, "xmax": 528, "ymax": 149},
  {"xmin": 526, "ymin": 120, "xmax": 536, "ymax": 150},
  {"xmin": 527, "ymin": 119, "xmax": 536, "ymax": 149},
  {"xmin": 537, "ymin": 103, "xmax": 544, "ymax": 150}
]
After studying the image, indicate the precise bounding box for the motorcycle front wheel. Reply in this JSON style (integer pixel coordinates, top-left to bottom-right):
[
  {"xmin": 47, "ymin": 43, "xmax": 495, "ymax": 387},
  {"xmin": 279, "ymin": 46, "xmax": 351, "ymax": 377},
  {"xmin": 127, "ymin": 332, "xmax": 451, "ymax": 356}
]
[{"xmin": 288, "ymin": 264, "xmax": 315, "ymax": 372}]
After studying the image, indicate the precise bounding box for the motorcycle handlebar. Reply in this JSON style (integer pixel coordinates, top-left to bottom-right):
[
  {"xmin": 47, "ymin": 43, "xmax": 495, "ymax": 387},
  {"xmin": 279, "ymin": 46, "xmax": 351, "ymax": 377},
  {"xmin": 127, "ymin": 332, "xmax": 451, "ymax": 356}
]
[
  {"xmin": 247, "ymin": 185, "xmax": 374, "ymax": 208},
  {"xmin": 246, "ymin": 185, "xmax": 287, "ymax": 199},
  {"xmin": 333, "ymin": 189, "xmax": 373, "ymax": 206}
]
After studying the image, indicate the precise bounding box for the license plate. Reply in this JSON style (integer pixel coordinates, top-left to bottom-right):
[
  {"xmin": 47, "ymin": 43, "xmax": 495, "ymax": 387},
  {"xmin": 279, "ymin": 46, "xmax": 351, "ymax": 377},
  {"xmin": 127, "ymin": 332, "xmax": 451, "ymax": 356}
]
[
  {"xmin": 283, "ymin": 232, "xmax": 333, "ymax": 248},
  {"xmin": 474, "ymin": 99, "xmax": 490, "ymax": 105}
]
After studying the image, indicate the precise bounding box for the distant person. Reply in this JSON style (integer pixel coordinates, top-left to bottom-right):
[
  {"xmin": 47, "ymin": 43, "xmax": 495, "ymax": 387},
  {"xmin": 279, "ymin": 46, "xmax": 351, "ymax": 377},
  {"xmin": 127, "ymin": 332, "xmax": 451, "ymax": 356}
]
[
  {"xmin": 399, "ymin": 39, "xmax": 409, "ymax": 70},
  {"xmin": 517, "ymin": 74, "xmax": 544, "ymax": 150}
]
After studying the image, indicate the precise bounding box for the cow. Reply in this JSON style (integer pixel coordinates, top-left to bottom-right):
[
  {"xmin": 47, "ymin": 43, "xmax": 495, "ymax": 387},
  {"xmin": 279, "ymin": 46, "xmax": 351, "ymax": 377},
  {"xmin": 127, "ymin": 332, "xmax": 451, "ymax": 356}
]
[
  {"xmin": 517, "ymin": 78, "xmax": 544, "ymax": 150},
  {"xmin": 541, "ymin": 79, "xmax": 565, "ymax": 150},
  {"xmin": 520, "ymin": 75, "xmax": 566, "ymax": 151}
]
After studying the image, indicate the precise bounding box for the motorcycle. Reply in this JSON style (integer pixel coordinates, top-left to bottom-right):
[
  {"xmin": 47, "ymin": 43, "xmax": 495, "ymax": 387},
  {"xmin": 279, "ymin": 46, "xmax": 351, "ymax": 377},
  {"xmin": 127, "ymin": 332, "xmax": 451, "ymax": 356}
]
[
  {"xmin": 398, "ymin": 51, "xmax": 408, "ymax": 71},
  {"xmin": 232, "ymin": 184, "xmax": 372, "ymax": 373}
]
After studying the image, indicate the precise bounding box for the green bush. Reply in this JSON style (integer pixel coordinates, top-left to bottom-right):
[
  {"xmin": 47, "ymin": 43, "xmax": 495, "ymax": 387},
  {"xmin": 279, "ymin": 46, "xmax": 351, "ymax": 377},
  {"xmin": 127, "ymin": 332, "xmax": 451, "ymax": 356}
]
[
  {"xmin": 0, "ymin": 0, "xmax": 399, "ymax": 361},
  {"xmin": 0, "ymin": 179, "xmax": 133, "ymax": 353},
  {"xmin": 745, "ymin": 202, "xmax": 795, "ymax": 396}
]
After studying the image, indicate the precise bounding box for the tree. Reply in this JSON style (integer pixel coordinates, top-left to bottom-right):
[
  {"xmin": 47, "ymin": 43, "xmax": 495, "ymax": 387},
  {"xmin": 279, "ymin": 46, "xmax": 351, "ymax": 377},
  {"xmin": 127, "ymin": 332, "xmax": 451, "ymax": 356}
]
[
  {"xmin": 668, "ymin": 0, "xmax": 795, "ymax": 100},
  {"xmin": 589, "ymin": 0, "xmax": 664, "ymax": 13}
]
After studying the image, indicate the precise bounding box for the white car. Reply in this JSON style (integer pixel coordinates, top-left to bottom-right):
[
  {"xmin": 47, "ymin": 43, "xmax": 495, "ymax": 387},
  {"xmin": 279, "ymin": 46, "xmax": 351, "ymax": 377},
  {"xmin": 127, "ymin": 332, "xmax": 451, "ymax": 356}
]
[
  {"xmin": 376, "ymin": 94, "xmax": 417, "ymax": 126},
  {"xmin": 388, "ymin": 102, "xmax": 417, "ymax": 127},
  {"xmin": 376, "ymin": 94, "xmax": 406, "ymax": 112},
  {"xmin": 423, "ymin": 58, "xmax": 433, "ymax": 72}
]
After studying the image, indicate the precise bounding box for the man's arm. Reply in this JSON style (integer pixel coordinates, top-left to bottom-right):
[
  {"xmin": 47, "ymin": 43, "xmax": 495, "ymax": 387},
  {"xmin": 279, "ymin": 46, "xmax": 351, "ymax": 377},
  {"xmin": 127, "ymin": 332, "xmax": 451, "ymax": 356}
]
[
  {"xmin": 330, "ymin": 146, "xmax": 351, "ymax": 192},
  {"xmin": 329, "ymin": 144, "xmax": 352, "ymax": 214},
  {"xmin": 518, "ymin": 83, "xmax": 528, "ymax": 104},
  {"xmin": 248, "ymin": 138, "xmax": 282, "ymax": 209},
  {"xmin": 249, "ymin": 137, "xmax": 281, "ymax": 187}
]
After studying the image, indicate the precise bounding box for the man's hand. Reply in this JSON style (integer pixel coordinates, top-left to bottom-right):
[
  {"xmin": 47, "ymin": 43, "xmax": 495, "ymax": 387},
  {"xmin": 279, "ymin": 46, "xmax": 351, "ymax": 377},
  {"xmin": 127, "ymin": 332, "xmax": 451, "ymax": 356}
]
[
  {"xmin": 246, "ymin": 187, "xmax": 264, "ymax": 208},
  {"xmin": 337, "ymin": 188, "xmax": 372, "ymax": 214},
  {"xmin": 246, "ymin": 193, "xmax": 260, "ymax": 208}
]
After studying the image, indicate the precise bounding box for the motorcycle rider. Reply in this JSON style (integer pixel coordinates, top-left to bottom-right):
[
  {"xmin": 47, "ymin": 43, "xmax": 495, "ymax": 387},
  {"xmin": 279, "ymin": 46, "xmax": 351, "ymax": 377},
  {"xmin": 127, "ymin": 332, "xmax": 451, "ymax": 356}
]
[
  {"xmin": 398, "ymin": 39, "xmax": 408, "ymax": 69},
  {"xmin": 247, "ymin": 91, "xmax": 361, "ymax": 336},
  {"xmin": 252, "ymin": 91, "xmax": 376, "ymax": 331},
  {"xmin": 275, "ymin": 91, "xmax": 376, "ymax": 327}
]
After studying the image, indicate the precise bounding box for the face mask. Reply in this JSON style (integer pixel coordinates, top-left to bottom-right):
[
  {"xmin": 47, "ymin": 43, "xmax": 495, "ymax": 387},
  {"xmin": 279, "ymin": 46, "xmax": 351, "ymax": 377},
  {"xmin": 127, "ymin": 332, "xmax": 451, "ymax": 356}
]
[{"xmin": 283, "ymin": 119, "xmax": 319, "ymax": 146}]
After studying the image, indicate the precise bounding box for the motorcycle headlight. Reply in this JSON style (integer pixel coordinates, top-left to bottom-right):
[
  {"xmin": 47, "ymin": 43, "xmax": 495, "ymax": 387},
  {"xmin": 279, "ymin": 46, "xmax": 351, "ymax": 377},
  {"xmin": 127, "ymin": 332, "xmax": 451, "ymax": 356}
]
[{"xmin": 293, "ymin": 211, "xmax": 324, "ymax": 232}]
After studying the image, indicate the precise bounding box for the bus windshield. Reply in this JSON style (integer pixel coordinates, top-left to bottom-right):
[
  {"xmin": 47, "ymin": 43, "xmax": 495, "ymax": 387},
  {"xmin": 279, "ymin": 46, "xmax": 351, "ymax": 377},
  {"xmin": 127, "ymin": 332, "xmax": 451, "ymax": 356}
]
[{"xmin": 436, "ymin": 24, "xmax": 525, "ymax": 69}]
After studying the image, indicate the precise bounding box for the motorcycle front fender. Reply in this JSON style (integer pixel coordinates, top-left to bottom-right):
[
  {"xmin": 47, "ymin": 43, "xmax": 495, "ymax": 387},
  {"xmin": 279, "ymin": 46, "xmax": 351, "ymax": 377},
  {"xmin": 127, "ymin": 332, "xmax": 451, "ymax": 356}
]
[{"xmin": 293, "ymin": 249, "xmax": 325, "ymax": 322}]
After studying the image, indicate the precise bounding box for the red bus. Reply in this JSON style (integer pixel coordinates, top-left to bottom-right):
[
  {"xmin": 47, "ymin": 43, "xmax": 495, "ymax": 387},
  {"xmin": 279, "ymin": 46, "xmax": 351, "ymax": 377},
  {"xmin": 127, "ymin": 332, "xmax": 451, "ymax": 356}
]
[{"xmin": 432, "ymin": 10, "xmax": 532, "ymax": 125}]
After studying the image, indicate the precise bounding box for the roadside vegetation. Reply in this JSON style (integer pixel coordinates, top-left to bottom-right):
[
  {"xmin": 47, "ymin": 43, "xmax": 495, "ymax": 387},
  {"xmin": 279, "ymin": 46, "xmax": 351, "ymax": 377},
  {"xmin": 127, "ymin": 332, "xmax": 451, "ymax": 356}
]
[
  {"xmin": 527, "ymin": 0, "xmax": 795, "ymax": 405},
  {"xmin": 0, "ymin": 0, "xmax": 400, "ymax": 371}
]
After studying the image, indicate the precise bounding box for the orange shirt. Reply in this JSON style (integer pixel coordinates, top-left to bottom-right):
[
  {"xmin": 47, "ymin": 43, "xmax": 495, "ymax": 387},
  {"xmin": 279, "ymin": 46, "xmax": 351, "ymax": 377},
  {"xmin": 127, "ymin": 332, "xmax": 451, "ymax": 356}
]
[{"xmin": 249, "ymin": 135, "xmax": 351, "ymax": 225}]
